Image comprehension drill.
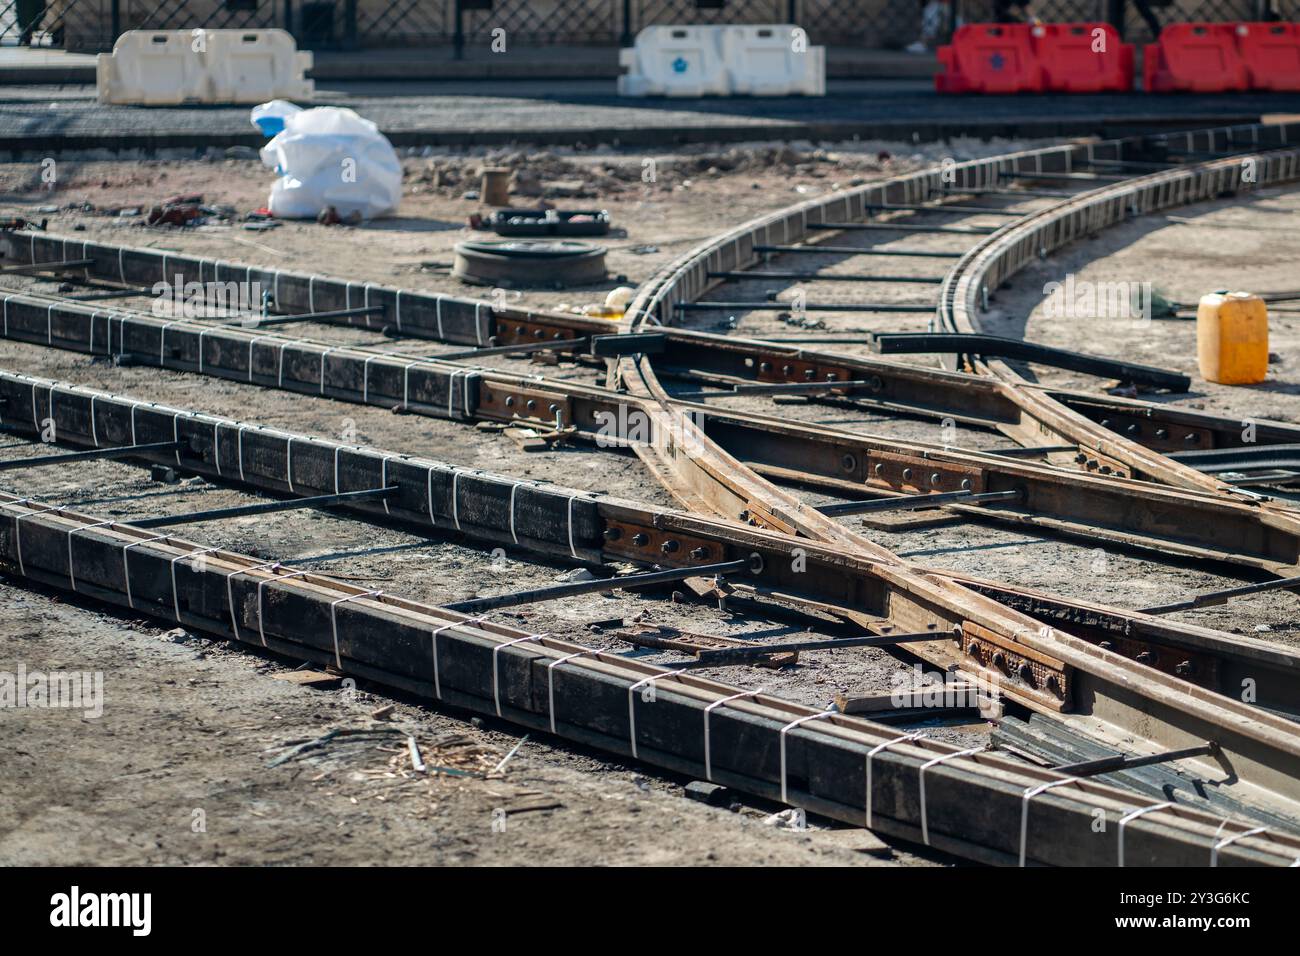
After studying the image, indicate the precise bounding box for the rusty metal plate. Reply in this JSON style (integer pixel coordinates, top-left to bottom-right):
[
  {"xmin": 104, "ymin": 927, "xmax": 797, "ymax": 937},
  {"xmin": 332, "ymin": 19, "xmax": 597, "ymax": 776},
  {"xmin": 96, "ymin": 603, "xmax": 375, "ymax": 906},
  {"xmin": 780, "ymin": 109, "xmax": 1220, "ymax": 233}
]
[
  {"xmin": 961, "ymin": 621, "xmax": 1070, "ymax": 709},
  {"xmin": 601, "ymin": 519, "xmax": 728, "ymax": 566},
  {"xmin": 1095, "ymin": 634, "xmax": 1221, "ymax": 690},
  {"xmin": 1086, "ymin": 408, "xmax": 1217, "ymax": 454},
  {"xmin": 865, "ymin": 451, "xmax": 985, "ymax": 495},
  {"xmin": 494, "ymin": 319, "xmax": 582, "ymax": 347},
  {"xmin": 752, "ymin": 355, "xmax": 856, "ymax": 386},
  {"xmin": 477, "ymin": 381, "xmax": 573, "ymax": 425}
]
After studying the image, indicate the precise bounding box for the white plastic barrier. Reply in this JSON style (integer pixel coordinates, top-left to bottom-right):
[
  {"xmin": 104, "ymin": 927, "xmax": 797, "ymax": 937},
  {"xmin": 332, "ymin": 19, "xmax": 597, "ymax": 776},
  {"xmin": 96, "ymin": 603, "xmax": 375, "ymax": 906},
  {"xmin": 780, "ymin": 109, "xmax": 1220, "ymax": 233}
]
[
  {"xmin": 96, "ymin": 31, "xmax": 207, "ymax": 105},
  {"xmin": 619, "ymin": 24, "xmax": 824, "ymax": 98},
  {"xmin": 97, "ymin": 29, "xmax": 313, "ymax": 105},
  {"xmin": 206, "ymin": 31, "xmax": 314, "ymax": 104},
  {"xmin": 618, "ymin": 25, "xmax": 730, "ymax": 97},
  {"xmin": 722, "ymin": 25, "xmax": 825, "ymax": 97}
]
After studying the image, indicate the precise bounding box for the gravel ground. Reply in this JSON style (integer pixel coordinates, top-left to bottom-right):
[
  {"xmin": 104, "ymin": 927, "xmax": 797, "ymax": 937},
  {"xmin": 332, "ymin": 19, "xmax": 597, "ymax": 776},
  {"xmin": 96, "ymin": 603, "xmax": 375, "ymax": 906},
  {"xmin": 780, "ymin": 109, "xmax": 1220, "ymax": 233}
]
[{"xmin": 3, "ymin": 146, "xmax": 1298, "ymax": 867}]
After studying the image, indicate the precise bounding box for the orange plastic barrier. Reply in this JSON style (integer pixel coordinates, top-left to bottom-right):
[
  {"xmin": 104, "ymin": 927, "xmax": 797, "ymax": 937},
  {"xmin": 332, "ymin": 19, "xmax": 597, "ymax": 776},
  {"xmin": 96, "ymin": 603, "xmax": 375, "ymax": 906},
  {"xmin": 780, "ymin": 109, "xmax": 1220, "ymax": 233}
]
[
  {"xmin": 1144, "ymin": 23, "xmax": 1250, "ymax": 92},
  {"xmin": 936, "ymin": 24, "xmax": 1044, "ymax": 94},
  {"xmin": 1236, "ymin": 22, "xmax": 1300, "ymax": 91},
  {"xmin": 1035, "ymin": 23, "xmax": 1134, "ymax": 93}
]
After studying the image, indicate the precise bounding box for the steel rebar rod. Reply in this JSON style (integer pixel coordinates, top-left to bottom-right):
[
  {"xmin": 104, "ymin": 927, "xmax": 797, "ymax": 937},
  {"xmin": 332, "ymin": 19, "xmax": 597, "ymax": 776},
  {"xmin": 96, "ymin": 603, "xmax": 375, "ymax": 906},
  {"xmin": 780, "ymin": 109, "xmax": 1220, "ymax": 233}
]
[
  {"xmin": 815, "ymin": 489, "xmax": 1021, "ymax": 517},
  {"xmin": 1054, "ymin": 742, "xmax": 1219, "ymax": 777},
  {"xmin": 0, "ymin": 440, "xmax": 183, "ymax": 471},
  {"xmin": 688, "ymin": 631, "xmax": 946, "ymax": 666},
  {"xmin": 677, "ymin": 302, "xmax": 933, "ymax": 314},
  {"xmin": 706, "ymin": 271, "xmax": 943, "ymax": 284},
  {"xmin": 128, "ymin": 486, "xmax": 400, "ymax": 528},
  {"xmin": 754, "ymin": 244, "xmax": 963, "ymax": 258},
  {"xmin": 808, "ymin": 222, "xmax": 995, "ymax": 235},
  {"xmin": 442, "ymin": 558, "xmax": 751, "ymax": 614},
  {"xmin": 1139, "ymin": 576, "xmax": 1300, "ymax": 615}
]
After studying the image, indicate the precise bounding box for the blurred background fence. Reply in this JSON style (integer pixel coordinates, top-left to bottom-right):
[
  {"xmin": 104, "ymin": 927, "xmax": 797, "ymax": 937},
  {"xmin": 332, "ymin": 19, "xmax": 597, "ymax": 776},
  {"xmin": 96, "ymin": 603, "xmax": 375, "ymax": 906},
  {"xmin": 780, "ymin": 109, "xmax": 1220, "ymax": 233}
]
[{"xmin": 1, "ymin": 0, "xmax": 1289, "ymax": 54}]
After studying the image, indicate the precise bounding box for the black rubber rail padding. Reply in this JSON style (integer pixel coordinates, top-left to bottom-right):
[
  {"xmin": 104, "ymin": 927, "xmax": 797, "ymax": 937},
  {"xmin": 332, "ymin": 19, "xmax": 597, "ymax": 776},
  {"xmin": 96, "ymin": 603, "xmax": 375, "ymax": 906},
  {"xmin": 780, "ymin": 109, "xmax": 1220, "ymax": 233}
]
[
  {"xmin": 872, "ymin": 333, "xmax": 1191, "ymax": 393},
  {"xmin": 591, "ymin": 332, "xmax": 667, "ymax": 357}
]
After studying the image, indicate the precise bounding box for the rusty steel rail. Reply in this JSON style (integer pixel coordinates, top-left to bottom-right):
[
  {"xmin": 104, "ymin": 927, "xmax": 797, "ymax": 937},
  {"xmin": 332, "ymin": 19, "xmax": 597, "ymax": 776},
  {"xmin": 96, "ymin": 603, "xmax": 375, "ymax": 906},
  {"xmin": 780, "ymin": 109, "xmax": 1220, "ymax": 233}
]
[
  {"xmin": 7, "ymin": 489, "xmax": 1300, "ymax": 866},
  {"xmin": 1, "ymin": 287, "xmax": 1299, "ymax": 575},
  {"xmin": 6, "ymin": 369, "xmax": 1300, "ymax": 832},
  {"xmin": 936, "ymin": 126, "xmax": 1300, "ymax": 497}
]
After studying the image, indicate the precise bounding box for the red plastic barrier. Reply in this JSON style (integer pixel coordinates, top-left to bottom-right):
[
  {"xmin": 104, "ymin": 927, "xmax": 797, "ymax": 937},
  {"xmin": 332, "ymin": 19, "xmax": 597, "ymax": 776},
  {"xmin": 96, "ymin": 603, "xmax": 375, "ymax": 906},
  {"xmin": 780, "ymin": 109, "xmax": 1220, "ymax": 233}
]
[
  {"xmin": 936, "ymin": 24, "xmax": 1044, "ymax": 94},
  {"xmin": 1144, "ymin": 23, "xmax": 1249, "ymax": 92},
  {"xmin": 1035, "ymin": 23, "xmax": 1134, "ymax": 93},
  {"xmin": 1236, "ymin": 22, "xmax": 1300, "ymax": 91}
]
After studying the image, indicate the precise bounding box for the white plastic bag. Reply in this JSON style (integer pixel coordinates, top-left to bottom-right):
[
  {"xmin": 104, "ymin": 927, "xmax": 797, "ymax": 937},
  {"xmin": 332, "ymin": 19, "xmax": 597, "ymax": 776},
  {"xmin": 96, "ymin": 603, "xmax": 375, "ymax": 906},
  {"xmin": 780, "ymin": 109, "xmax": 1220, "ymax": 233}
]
[{"xmin": 255, "ymin": 103, "xmax": 402, "ymax": 221}]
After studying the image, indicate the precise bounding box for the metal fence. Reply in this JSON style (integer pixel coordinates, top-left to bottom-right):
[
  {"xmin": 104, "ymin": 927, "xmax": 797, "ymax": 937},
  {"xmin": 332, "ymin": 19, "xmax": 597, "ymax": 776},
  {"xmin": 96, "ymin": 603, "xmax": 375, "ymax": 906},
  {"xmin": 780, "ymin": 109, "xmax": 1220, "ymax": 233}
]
[{"xmin": 0, "ymin": 0, "xmax": 1289, "ymax": 53}]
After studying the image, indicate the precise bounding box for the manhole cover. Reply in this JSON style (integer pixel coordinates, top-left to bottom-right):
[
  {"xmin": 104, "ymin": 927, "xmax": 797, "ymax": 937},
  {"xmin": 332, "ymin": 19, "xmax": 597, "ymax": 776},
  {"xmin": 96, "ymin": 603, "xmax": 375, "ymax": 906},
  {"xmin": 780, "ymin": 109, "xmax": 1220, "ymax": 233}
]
[{"xmin": 452, "ymin": 239, "xmax": 608, "ymax": 289}]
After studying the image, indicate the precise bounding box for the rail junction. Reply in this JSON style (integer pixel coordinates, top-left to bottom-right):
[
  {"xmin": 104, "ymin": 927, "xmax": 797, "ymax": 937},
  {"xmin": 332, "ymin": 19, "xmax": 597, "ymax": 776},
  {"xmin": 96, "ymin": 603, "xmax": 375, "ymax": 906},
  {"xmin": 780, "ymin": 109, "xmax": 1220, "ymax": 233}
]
[{"xmin": 5, "ymin": 119, "xmax": 1300, "ymax": 866}]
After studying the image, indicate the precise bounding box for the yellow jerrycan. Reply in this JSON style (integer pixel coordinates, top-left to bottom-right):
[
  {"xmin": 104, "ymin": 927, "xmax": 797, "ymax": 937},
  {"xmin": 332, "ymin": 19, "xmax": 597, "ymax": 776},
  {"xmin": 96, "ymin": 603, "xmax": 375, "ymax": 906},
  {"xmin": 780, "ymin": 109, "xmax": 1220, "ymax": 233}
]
[{"xmin": 1196, "ymin": 291, "xmax": 1268, "ymax": 385}]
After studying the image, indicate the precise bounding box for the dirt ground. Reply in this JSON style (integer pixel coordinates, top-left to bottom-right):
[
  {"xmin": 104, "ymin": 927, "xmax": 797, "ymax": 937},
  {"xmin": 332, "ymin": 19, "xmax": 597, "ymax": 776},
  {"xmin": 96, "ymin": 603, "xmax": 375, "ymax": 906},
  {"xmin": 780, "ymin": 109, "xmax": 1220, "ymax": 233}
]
[{"xmin": 2, "ymin": 142, "xmax": 1298, "ymax": 867}]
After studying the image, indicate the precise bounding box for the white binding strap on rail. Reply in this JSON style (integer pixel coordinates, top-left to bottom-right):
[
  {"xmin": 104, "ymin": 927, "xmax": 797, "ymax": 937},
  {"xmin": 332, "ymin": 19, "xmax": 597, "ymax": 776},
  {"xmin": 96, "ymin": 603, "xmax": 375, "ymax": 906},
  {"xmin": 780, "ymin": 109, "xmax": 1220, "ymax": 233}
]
[
  {"xmin": 121, "ymin": 534, "xmax": 172, "ymax": 609},
  {"xmin": 212, "ymin": 421, "xmax": 222, "ymax": 477},
  {"xmin": 224, "ymin": 560, "xmax": 280, "ymax": 641},
  {"xmin": 1018, "ymin": 777, "xmax": 1081, "ymax": 867},
  {"xmin": 362, "ymin": 355, "xmax": 376, "ymax": 403},
  {"xmin": 566, "ymin": 494, "xmax": 579, "ymax": 559},
  {"xmin": 395, "ymin": 289, "xmax": 403, "ymax": 333},
  {"xmin": 1117, "ymin": 802, "xmax": 1174, "ymax": 867},
  {"xmin": 451, "ymin": 469, "xmax": 462, "ymax": 531},
  {"xmin": 426, "ymin": 468, "xmax": 437, "ymax": 526},
  {"xmin": 778, "ymin": 711, "xmax": 835, "ymax": 805},
  {"xmin": 285, "ymin": 435, "xmax": 295, "ymax": 493},
  {"xmin": 170, "ymin": 546, "xmax": 222, "ymax": 622},
  {"xmin": 89, "ymin": 396, "xmax": 99, "ymax": 447},
  {"xmin": 703, "ymin": 689, "xmax": 762, "ymax": 783},
  {"xmin": 428, "ymin": 614, "xmax": 490, "ymax": 699},
  {"xmin": 435, "ymin": 294, "xmax": 444, "ymax": 339},
  {"xmin": 865, "ymin": 731, "xmax": 926, "ymax": 830},
  {"xmin": 46, "ymin": 303, "xmax": 53, "ymax": 344},
  {"xmin": 919, "ymin": 746, "xmax": 984, "ymax": 846},
  {"xmin": 1211, "ymin": 826, "xmax": 1268, "ymax": 867},
  {"xmin": 492, "ymin": 634, "xmax": 547, "ymax": 717},
  {"xmin": 380, "ymin": 457, "xmax": 392, "ymax": 515},
  {"xmin": 319, "ymin": 346, "xmax": 333, "ymax": 395},
  {"xmin": 547, "ymin": 650, "xmax": 597, "ymax": 734},
  {"xmin": 257, "ymin": 568, "xmax": 311, "ymax": 648},
  {"xmin": 329, "ymin": 589, "xmax": 384, "ymax": 669},
  {"xmin": 4, "ymin": 293, "xmax": 11, "ymax": 336},
  {"xmin": 402, "ymin": 361, "xmax": 416, "ymax": 410},
  {"xmin": 66, "ymin": 519, "xmax": 115, "ymax": 592},
  {"xmin": 627, "ymin": 671, "xmax": 681, "ymax": 759}
]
